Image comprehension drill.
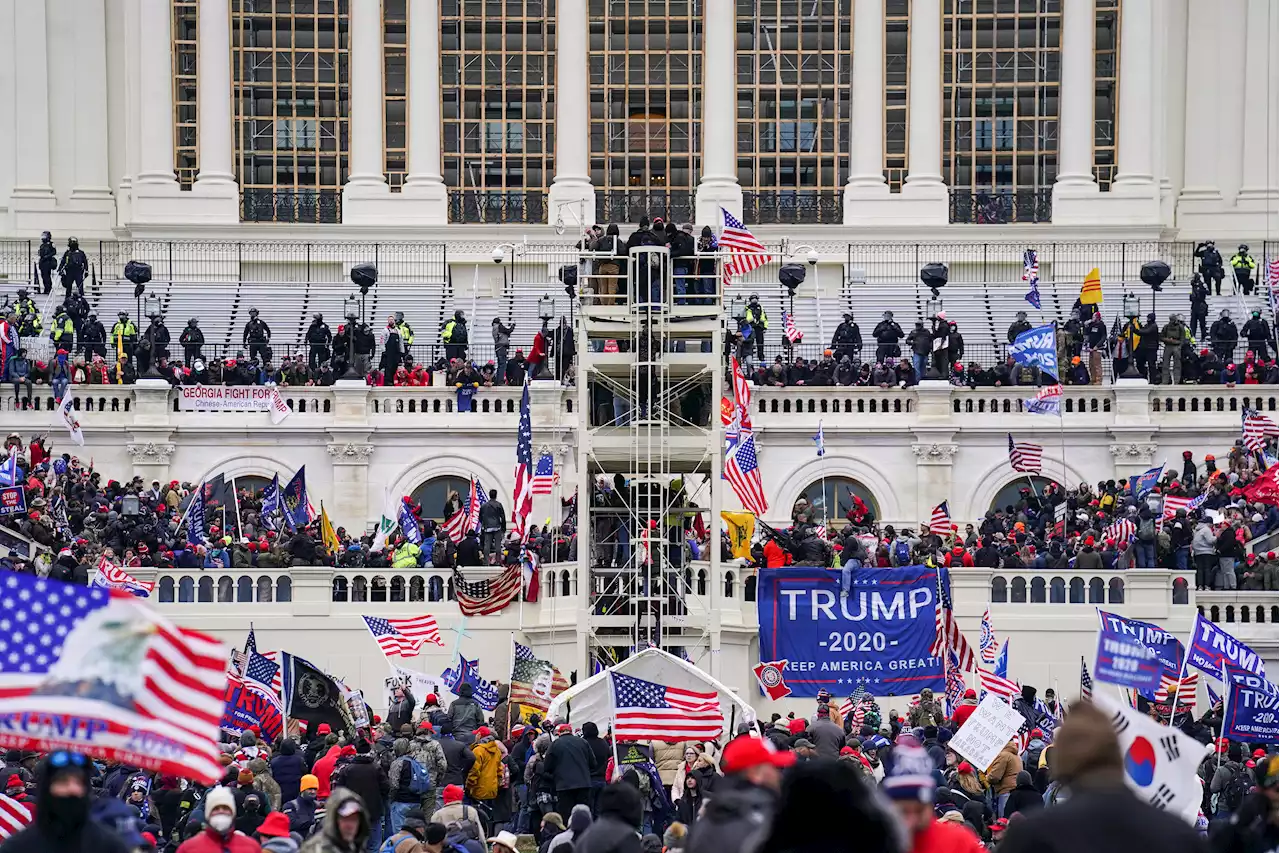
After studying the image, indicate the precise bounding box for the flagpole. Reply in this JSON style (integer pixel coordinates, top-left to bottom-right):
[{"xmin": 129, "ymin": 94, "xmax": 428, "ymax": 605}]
[
  {"xmin": 609, "ymin": 672, "xmax": 620, "ymax": 783},
  {"xmin": 174, "ymin": 475, "xmax": 207, "ymax": 541},
  {"xmin": 507, "ymin": 632, "xmax": 517, "ymax": 736},
  {"xmin": 231, "ymin": 476, "xmax": 243, "ymax": 544},
  {"xmin": 1217, "ymin": 660, "xmax": 1228, "ymax": 776}
]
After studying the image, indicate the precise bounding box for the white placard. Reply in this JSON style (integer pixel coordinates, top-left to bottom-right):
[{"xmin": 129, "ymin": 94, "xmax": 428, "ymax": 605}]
[
  {"xmin": 178, "ymin": 385, "xmax": 291, "ymax": 423},
  {"xmin": 948, "ymin": 694, "xmax": 1026, "ymax": 772}
]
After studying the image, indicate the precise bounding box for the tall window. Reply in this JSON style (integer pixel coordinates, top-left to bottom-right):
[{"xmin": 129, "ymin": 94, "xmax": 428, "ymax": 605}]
[
  {"xmin": 590, "ymin": 0, "xmax": 702, "ymax": 225},
  {"xmin": 735, "ymin": 0, "xmax": 850, "ymax": 223},
  {"xmin": 385, "ymin": 0, "xmax": 408, "ymax": 189},
  {"xmin": 942, "ymin": 0, "xmax": 1059, "ymax": 223},
  {"xmin": 173, "ymin": 1, "xmax": 199, "ymax": 188},
  {"xmin": 441, "ymin": 0, "xmax": 557, "ymax": 223},
  {"xmin": 411, "ymin": 476, "xmax": 474, "ymax": 521},
  {"xmin": 884, "ymin": 0, "xmax": 909, "ymax": 191},
  {"xmin": 1093, "ymin": 0, "xmax": 1119, "ymax": 189},
  {"xmin": 796, "ymin": 477, "xmax": 880, "ymax": 524},
  {"xmin": 231, "ymin": 0, "xmax": 350, "ymax": 223}
]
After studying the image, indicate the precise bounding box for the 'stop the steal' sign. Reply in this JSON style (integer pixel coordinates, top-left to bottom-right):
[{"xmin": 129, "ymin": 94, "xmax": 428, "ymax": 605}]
[{"xmin": 757, "ymin": 566, "xmax": 944, "ymax": 697}]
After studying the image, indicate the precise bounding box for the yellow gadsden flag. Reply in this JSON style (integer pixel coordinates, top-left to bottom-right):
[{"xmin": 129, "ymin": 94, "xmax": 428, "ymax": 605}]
[
  {"xmin": 320, "ymin": 501, "xmax": 341, "ymax": 554},
  {"xmin": 1079, "ymin": 267, "xmax": 1103, "ymax": 305},
  {"xmin": 721, "ymin": 511, "xmax": 756, "ymax": 560}
]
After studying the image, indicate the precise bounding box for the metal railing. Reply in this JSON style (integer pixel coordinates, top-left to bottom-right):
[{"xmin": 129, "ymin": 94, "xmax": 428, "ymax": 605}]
[
  {"xmin": 595, "ymin": 191, "xmax": 696, "ymax": 226},
  {"xmin": 240, "ymin": 189, "xmax": 342, "ymax": 224},
  {"xmin": 948, "ymin": 188, "xmax": 1054, "ymax": 224},
  {"xmin": 742, "ymin": 190, "xmax": 843, "ymax": 224},
  {"xmin": 447, "ymin": 191, "xmax": 546, "ymax": 224}
]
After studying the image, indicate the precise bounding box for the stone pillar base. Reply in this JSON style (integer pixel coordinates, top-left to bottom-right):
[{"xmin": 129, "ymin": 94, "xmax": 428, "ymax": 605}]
[
  {"xmin": 547, "ymin": 182, "xmax": 597, "ymax": 230},
  {"xmin": 130, "ymin": 183, "xmax": 239, "ymax": 226},
  {"xmin": 844, "ymin": 186, "xmax": 948, "ymax": 226},
  {"xmin": 1052, "ymin": 184, "xmax": 1160, "ymax": 227},
  {"xmin": 343, "ymin": 188, "xmax": 449, "ymax": 226},
  {"xmin": 695, "ymin": 180, "xmax": 742, "ymax": 227}
]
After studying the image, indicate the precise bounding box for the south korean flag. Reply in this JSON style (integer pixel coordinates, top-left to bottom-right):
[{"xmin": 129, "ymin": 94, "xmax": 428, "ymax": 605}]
[{"xmin": 1094, "ymin": 692, "xmax": 1211, "ymax": 824}]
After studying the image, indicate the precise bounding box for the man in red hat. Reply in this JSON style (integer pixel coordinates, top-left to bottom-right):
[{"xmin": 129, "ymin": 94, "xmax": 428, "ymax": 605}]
[
  {"xmin": 951, "ymin": 689, "xmax": 979, "ymax": 728},
  {"xmin": 685, "ymin": 736, "xmax": 794, "ymax": 853},
  {"xmin": 252, "ymin": 811, "xmax": 293, "ymax": 852}
]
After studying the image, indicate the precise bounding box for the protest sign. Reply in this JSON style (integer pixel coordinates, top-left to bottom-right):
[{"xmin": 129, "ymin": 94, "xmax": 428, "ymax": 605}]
[
  {"xmin": 949, "ymin": 695, "xmax": 1026, "ymax": 772},
  {"xmin": 0, "ymin": 487, "xmax": 26, "ymax": 518},
  {"xmin": 178, "ymin": 385, "xmax": 291, "ymax": 424},
  {"xmin": 1222, "ymin": 666, "xmax": 1279, "ymax": 742}
]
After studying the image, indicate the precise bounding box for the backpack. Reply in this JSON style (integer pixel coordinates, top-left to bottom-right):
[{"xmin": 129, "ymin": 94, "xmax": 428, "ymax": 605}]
[
  {"xmin": 1220, "ymin": 765, "xmax": 1253, "ymax": 812},
  {"xmin": 1138, "ymin": 518, "xmax": 1156, "ymax": 542},
  {"xmin": 407, "ymin": 756, "xmax": 432, "ymax": 795},
  {"xmin": 380, "ymin": 830, "xmax": 418, "ymax": 853},
  {"xmin": 892, "ymin": 540, "xmax": 911, "ymax": 566}
]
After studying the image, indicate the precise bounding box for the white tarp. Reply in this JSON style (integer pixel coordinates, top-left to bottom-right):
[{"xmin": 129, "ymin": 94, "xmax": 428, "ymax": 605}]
[{"xmin": 546, "ymin": 648, "xmax": 755, "ymax": 736}]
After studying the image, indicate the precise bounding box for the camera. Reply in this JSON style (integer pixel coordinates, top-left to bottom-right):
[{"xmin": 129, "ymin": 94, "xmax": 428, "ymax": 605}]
[{"xmin": 491, "ymin": 246, "xmax": 505, "ymax": 264}]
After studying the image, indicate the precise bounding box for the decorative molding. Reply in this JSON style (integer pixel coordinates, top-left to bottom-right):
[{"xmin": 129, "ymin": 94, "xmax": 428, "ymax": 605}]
[
  {"xmin": 1109, "ymin": 442, "xmax": 1159, "ymax": 459},
  {"xmin": 326, "ymin": 443, "xmax": 375, "ymax": 462},
  {"xmin": 125, "ymin": 442, "xmax": 175, "ymax": 464},
  {"xmin": 911, "ymin": 443, "xmax": 959, "ymax": 463}
]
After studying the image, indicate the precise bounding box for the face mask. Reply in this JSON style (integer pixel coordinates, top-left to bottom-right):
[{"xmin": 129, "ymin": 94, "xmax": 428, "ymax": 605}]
[
  {"xmin": 208, "ymin": 813, "xmax": 234, "ymax": 833},
  {"xmin": 42, "ymin": 793, "xmax": 89, "ymax": 836}
]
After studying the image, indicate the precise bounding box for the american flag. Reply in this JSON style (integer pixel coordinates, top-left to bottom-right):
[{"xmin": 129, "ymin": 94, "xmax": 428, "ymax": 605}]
[
  {"xmin": 512, "ymin": 381, "xmax": 534, "ymax": 541},
  {"xmin": 1242, "ymin": 408, "xmax": 1279, "ymax": 452},
  {"xmin": 510, "ymin": 640, "xmax": 569, "ymax": 713},
  {"xmin": 1080, "ymin": 657, "xmax": 1094, "ymax": 700},
  {"xmin": 442, "ymin": 478, "xmax": 484, "ymax": 543},
  {"xmin": 243, "ymin": 650, "xmax": 280, "ymax": 697},
  {"xmin": 1007, "ymin": 433, "xmax": 1043, "ymax": 474},
  {"xmin": 931, "ymin": 566, "xmax": 975, "ymax": 671},
  {"xmin": 611, "ymin": 671, "xmax": 724, "ymax": 742},
  {"xmin": 979, "ymin": 609, "xmax": 999, "ymax": 665},
  {"xmin": 838, "ymin": 684, "xmax": 868, "ymax": 721},
  {"xmin": 90, "ymin": 555, "xmax": 155, "ymax": 597},
  {"xmin": 929, "ymin": 501, "xmax": 952, "ymax": 535},
  {"xmin": 1154, "ymin": 672, "xmax": 1199, "ymax": 706},
  {"xmin": 454, "ymin": 564, "xmax": 522, "ymax": 616},
  {"xmin": 783, "ymin": 311, "xmax": 803, "ymax": 344},
  {"xmin": 1162, "ymin": 493, "xmax": 1206, "ymax": 519},
  {"xmin": 1103, "ymin": 518, "xmax": 1136, "ymax": 543},
  {"xmin": 978, "ymin": 667, "xmax": 1020, "ymax": 699},
  {"xmin": 725, "ymin": 432, "xmax": 769, "ymax": 516},
  {"xmin": 1023, "ymin": 249, "xmax": 1041, "ymax": 310},
  {"xmin": 0, "ymin": 792, "xmax": 31, "ymax": 840},
  {"xmin": 532, "ymin": 453, "xmax": 559, "ymax": 495},
  {"xmin": 719, "ymin": 208, "xmax": 768, "ymax": 285},
  {"xmin": 1035, "ymin": 384, "xmax": 1064, "ymax": 400},
  {"xmin": 0, "ymin": 572, "xmax": 227, "ymax": 784},
  {"xmin": 361, "ymin": 615, "xmax": 444, "ymax": 657},
  {"xmin": 259, "ymin": 650, "xmax": 284, "ymax": 697},
  {"xmin": 731, "ymin": 356, "xmax": 753, "ymax": 425},
  {"xmin": 944, "ymin": 651, "xmax": 966, "ymax": 715}
]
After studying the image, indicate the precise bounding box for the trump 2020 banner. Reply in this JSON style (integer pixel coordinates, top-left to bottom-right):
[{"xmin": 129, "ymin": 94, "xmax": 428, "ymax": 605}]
[
  {"xmin": 220, "ymin": 674, "xmax": 285, "ymax": 744},
  {"xmin": 1222, "ymin": 665, "xmax": 1279, "ymax": 743},
  {"xmin": 757, "ymin": 566, "xmax": 943, "ymax": 697},
  {"xmin": 1184, "ymin": 612, "xmax": 1267, "ymax": 680},
  {"xmin": 1097, "ymin": 610, "xmax": 1184, "ymax": 681}
]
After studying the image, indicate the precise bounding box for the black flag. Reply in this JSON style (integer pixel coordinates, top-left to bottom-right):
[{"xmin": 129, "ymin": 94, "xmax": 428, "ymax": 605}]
[{"xmin": 285, "ymin": 656, "xmax": 350, "ymax": 734}]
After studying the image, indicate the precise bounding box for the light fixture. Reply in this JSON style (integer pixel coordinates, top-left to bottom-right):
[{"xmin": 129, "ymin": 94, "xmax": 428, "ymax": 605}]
[
  {"xmin": 538, "ymin": 294, "xmax": 555, "ymax": 322},
  {"xmin": 144, "ymin": 292, "xmax": 162, "ymax": 319},
  {"xmin": 343, "ymin": 294, "xmax": 360, "ymax": 321}
]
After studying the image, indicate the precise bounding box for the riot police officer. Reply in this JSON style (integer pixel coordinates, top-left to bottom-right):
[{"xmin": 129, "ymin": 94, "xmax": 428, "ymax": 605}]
[
  {"xmin": 243, "ymin": 307, "xmax": 272, "ymax": 363},
  {"xmin": 180, "ymin": 318, "xmax": 205, "ymax": 366}
]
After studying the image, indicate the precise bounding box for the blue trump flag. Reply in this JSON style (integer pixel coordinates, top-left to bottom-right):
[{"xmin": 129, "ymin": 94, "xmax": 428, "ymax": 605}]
[
  {"xmin": 757, "ymin": 565, "xmax": 944, "ymax": 697},
  {"xmin": 1094, "ymin": 626, "xmax": 1163, "ymax": 692},
  {"xmin": 397, "ymin": 500, "xmax": 423, "ymax": 545},
  {"xmin": 186, "ymin": 486, "xmax": 206, "ymax": 546},
  {"xmin": 1009, "ymin": 324, "xmax": 1059, "ymax": 381},
  {"xmin": 1222, "ymin": 665, "xmax": 1279, "ymax": 742},
  {"xmin": 441, "ymin": 657, "xmax": 499, "ymax": 711},
  {"xmin": 259, "ymin": 474, "xmax": 280, "ymax": 531},
  {"xmin": 1096, "ymin": 610, "xmax": 1185, "ymax": 686},
  {"xmin": 281, "ymin": 467, "xmax": 311, "ymax": 529},
  {"xmin": 1129, "ymin": 464, "xmax": 1165, "ymax": 499},
  {"xmin": 1184, "ymin": 612, "xmax": 1267, "ymax": 680},
  {"xmin": 994, "ymin": 639, "xmax": 1009, "ymax": 680}
]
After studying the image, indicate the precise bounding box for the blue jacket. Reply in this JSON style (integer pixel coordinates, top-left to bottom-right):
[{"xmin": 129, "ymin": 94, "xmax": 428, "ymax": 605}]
[{"xmin": 270, "ymin": 742, "xmax": 308, "ymax": 804}]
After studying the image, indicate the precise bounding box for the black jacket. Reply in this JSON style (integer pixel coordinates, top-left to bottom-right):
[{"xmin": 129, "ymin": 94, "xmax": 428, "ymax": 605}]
[
  {"xmin": 438, "ymin": 736, "xmax": 476, "ymax": 787},
  {"xmin": 333, "ymin": 753, "xmax": 388, "ymax": 820},
  {"xmin": 270, "ymin": 744, "xmax": 307, "ymax": 804},
  {"xmin": 684, "ymin": 776, "xmax": 776, "ymax": 853},
  {"xmin": 0, "ymin": 819, "xmax": 130, "ymax": 853},
  {"xmin": 997, "ymin": 784, "xmax": 1207, "ymax": 853},
  {"xmin": 583, "ymin": 733, "xmax": 612, "ymax": 783},
  {"xmin": 543, "ymin": 733, "xmax": 597, "ymax": 792}
]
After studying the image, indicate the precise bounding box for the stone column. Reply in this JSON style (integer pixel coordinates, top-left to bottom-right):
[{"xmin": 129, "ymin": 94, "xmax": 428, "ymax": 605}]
[
  {"xmin": 1052, "ymin": 0, "xmax": 1099, "ymax": 200},
  {"xmin": 1235, "ymin": 0, "xmax": 1278, "ymax": 210},
  {"xmin": 71, "ymin": 0, "xmax": 115, "ymax": 206},
  {"xmin": 193, "ymin": 0, "xmax": 237, "ymax": 193},
  {"xmin": 1177, "ymin": 0, "xmax": 1224, "ymax": 208},
  {"xmin": 126, "ymin": 441, "xmax": 177, "ymax": 488},
  {"xmin": 327, "ymin": 442, "xmax": 374, "ymax": 530},
  {"xmin": 843, "ymin": 0, "xmax": 889, "ymax": 202},
  {"xmin": 901, "ymin": 0, "xmax": 946, "ymax": 208},
  {"xmin": 694, "ymin": 0, "xmax": 742, "ymax": 224},
  {"xmin": 401, "ymin": 0, "xmax": 449, "ymax": 221},
  {"xmin": 1111, "ymin": 0, "xmax": 1155, "ymax": 193},
  {"xmin": 343, "ymin": 0, "xmax": 390, "ymax": 201},
  {"xmin": 9, "ymin": 0, "xmax": 55, "ymax": 207},
  {"xmin": 911, "ymin": 441, "xmax": 958, "ymax": 529},
  {"xmin": 134, "ymin": 0, "xmax": 178, "ymax": 188},
  {"xmin": 548, "ymin": 0, "xmax": 596, "ymax": 226}
]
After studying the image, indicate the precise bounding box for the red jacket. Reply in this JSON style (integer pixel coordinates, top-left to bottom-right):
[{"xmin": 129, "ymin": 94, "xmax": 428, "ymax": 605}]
[
  {"xmin": 312, "ymin": 745, "xmax": 342, "ymax": 799},
  {"xmin": 176, "ymin": 827, "xmax": 263, "ymax": 852},
  {"xmin": 910, "ymin": 820, "xmax": 987, "ymax": 853},
  {"xmin": 763, "ymin": 539, "xmax": 791, "ymax": 569},
  {"xmin": 950, "ymin": 700, "xmax": 979, "ymax": 729}
]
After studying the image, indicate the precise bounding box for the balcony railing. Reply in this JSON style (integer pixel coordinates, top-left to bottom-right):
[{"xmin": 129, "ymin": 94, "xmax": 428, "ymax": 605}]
[
  {"xmin": 743, "ymin": 190, "xmax": 843, "ymax": 225},
  {"xmin": 948, "ymin": 187, "xmax": 1053, "ymax": 224},
  {"xmin": 596, "ymin": 192, "xmax": 696, "ymax": 226},
  {"xmin": 448, "ymin": 191, "xmax": 546, "ymax": 224},
  {"xmin": 240, "ymin": 189, "xmax": 342, "ymax": 224}
]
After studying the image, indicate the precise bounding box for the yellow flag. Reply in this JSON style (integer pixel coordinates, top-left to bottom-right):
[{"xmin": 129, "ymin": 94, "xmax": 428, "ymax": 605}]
[
  {"xmin": 320, "ymin": 502, "xmax": 340, "ymax": 554},
  {"xmin": 1079, "ymin": 267, "xmax": 1103, "ymax": 305},
  {"xmin": 720, "ymin": 511, "xmax": 756, "ymax": 560}
]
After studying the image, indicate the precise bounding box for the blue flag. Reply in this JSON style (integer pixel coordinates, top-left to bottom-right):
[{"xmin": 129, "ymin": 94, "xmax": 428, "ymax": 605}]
[
  {"xmin": 259, "ymin": 474, "xmax": 280, "ymax": 532},
  {"xmin": 1206, "ymin": 679, "xmax": 1221, "ymax": 708},
  {"xmin": 994, "ymin": 639, "xmax": 1009, "ymax": 680},
  {"xmin": 1025, "ymin": 397, "xmax": 1060, "ymax": 416},
  {"xmin": 281, "ymin": 467, "xmax": 311, "ymax": 529},
  {"xmin": 1094, "ymin": 626, "xmax": 1163, "ymax": 692},
  {"xmin": 1129, "ymin": 464, "xmax": 1165, "ymax": 498},
  {"xmin": 1023, "ymin": 249, "xmax": 1042, "ymax": 310},
  {"xmin": 441, "ymin": 657, "xmax": 499, "ymax": 711},
  {"xmin": 1009, "ymin": 324, "xmax": 1059, "ymax": 381},
  {"xmin": 397, "ymin": 500, "xmax": 423, "ymax": 545},
  {"xmin": 1222, "ymin": 665, "xmax": 1279, "ymax": 742},
  {"xmin": 0, "ymin": 451, "xmax": 18, "ymax": 487},
  {"xmin": 1096, "ymin": 610, "xmax": 1185, "ymax": 684},
  {"xmin": 812, "ymin": 421, "xmax": 825, "ymax": 457},
  {"xmin": 1184, "ymin": 612, "xmax": 1267, "ymax": 680},
  {"xmin": 187, "ymin": 487, "xmax": 206, "ymax": 546}
]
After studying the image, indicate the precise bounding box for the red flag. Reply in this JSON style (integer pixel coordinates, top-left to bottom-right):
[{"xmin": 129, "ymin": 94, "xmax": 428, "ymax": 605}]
[
  {"xmin": 753, "ymin": 659, "xmax": 792, "ymax": 700},
  {"xmin": 1243, "ymin": 464, "xmax": 1278, "ymax": 506}
]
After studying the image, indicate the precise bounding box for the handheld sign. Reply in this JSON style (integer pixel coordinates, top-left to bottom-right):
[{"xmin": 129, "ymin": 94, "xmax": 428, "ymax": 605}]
[{"xmin": 949, "ymin": 695, "xmax": 1026, "ymax": 772}]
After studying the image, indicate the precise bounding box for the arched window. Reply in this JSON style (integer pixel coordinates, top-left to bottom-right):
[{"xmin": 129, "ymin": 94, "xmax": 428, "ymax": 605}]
[
  {"xmin": 332, "ymin": 576, "xmax": 349, "ymax": 601},
  {"xmin": 745, "ymin": 575, "xmax": 758, "ymax": 602},
  {"xmin": 256, "ymin": 576, "xmax": 274, "ymax": 602},
  {"xmin": 796, "ymin": 477, "xmax": 880, "ymax": 524},
  {"xmin": 370, "ymin": 576, "xmax": 388, "ymax": 603},
  {"xmin": 159, "ymin": 577, "xmax": 175, "ymax": 603},
  {"xmin": 696, "ymin": 570, "xmax": 707, "ymax": 596},
  {"xmin": 198, "ymin": 576, "xmax": 214, "ymax": 602},
  {"xmin": 411, "ymin": 475, "xmax": 476, "ymax": 522},
  {"xmin": 447, "ymin": 576, "xmax": 456, "ymax": 601},
  {"xmin": 390, "ymin": 576, "xmax": 406, "ymax": 602},
  {"xmin": 277, "ymin": 576, "xmax": 292, "ymax": 602},
  {"xmin": 218, "ymin": 576, "xmax": 234, "ymax": 603},
  {"xmin": 990, "ymin": 576, "xmax": 1007, "ymax": 603},
  {"xmin": 1010, "ymin": 577, "xmax": 1027, "ymax": 603},
  {"xmin": 724, "ymin": 571, "xmax": 736, "ymax": 598},
  {"xmin": 1069, "ymin": 577, "xmax": 1085, "ymax": 603},
  {"xmin": 544, "ymin": 570, "xmax": 556, "ymax": 598},
  {"xmin": 428, "ymin": 576, "xmax": 444, "ymax": 602},
  {"xmin": 1030, "ymin": 577, "xmax": 1046, "ymax": 603},
  {"xmin": 1108, "ymin": 578, "xmax": 1125, "ymax": 603},
  {"xmin": 1050, "ymin": 577, "xmax": 1066, "ymax": 604},
  {"xmin": 179, "ymin": 576, "xmax": 195, "ymax": 603},
  {"xmin": 988, "ymin": 476, "xmax": 1055, "ymax": 513},
  {"xmin": 410, "ymin": 577, "xmax": 425, "ymax": 602},
  {"xmin": 560, "ymin": 570, "xmax": 572, "ymax": 597},
  {"xmin": 1171, "ymin": 577, "xmax": 1189, "ymax": 605},
  {"xmin": 236, "ymin": 576, "xmax": 254, "ymax": 602},
  {"xmin": 352, "ymin": 576, "xmax": 368, "ymax": 602},
  {"xmin": 1088, "ymin": 577, "xmax": 1105, "ymax": 604}
]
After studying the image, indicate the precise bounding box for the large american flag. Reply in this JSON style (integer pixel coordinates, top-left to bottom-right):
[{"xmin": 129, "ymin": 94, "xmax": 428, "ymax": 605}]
[
  {"xmin": 1103, "ymin": 518, "xmax": 1136, "ymax": 543},
  {"xmin": 0, "ymin": 572, "xmax": 227, "ymax": 784},
  {"xmin": 979, "ymin": 608, "xmax": 999, "ymax": 665},
  {"xmin": 442, "ymin": 478, "xmax": 485, "ymax": 543},
  {"xmin": 512, "ymin": 381, "xmax": 534, "ymax": 541},
  {"xmin": 0, "ymin": 792, "xmax": 31, "ymax": 840},
  {"xmin": 454, "ymin": 564, "xmax": 522, "ymax": 616},
  {"xmin": 838, "ymin": 684, "xmax": 868, "ymax": 722},
  {"xmin": 1007, "ymin": 433, "xmax": 1043, "ymax": 474},
  {"xmin": 928, "ymin": 501, "xmax": 952, "ymax": 535},
  {"xmin": 1162, "ymin": 493, "xmax": 1206, "ymax": 519},
  {"xmin": 243, "ymin": 650, "xmax": 280, "ymax": 697},
  {"xmin": 1080, "ymin": 656, "xmax": 1094, "ymax": 700},
  {"xmin": 730, "ymin": 356, "xmax": 753, "ymax": 430},
  {"xmin": 361, "ymin": 615, "xmax": 444, "ymax": 657},
  {"xmin": 1242, "ymin": 408, "xmax": 1279, "ymax": 452},
  {"xmin": 944, "ymin": 651, "xmax": 967, "ymax": 715},
  {"xmin": 510, "ymin": 640, "xmax": 569, "ymax": 713},
  {"xmin": 977, "ymin": 666, "xmax": 1020, "ymax": 699},
  {"xmin": 783, "ymin": 311, "xmax": 803, "ymax": 344},
  {"xmin": 931, "ymin": 566, "xmax": 975, "ymax": 671},
  {"xmin": 725, "ymin": 432, "xmax": 769, "ymax": 516},
  {"xmin": 719, "ymin": 208, "xmax": 768, "ymax": 285},
  {"xmin": 532, "ymin": 453, "xmax": 559, "ymax": 495},
  {"xmin": 611, "ymin": 671, "xmax": 723, "ymax": 742},
  {"xmin": 90, "ymin": 555, "xmax": 155, "ymax": 598}
]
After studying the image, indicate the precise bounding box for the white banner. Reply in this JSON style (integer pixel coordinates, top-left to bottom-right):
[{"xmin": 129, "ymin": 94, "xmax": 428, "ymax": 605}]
[
  {"xmin": 949, "ymin": 694, "xmax": 1027, "ymax": 772},
  {"xmin": 177, "ymin": 385, "xmax": 291, "ymax": 424}
]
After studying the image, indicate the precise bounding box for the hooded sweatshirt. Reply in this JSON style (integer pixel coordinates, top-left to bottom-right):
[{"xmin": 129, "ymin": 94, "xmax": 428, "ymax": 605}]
[
  {"xmin": 299, "ymin": 788, "xmax": 369, "ymax": 853},
  {"xmin": 0, "ymin": 763, "xmax": 131, "ymax": 853}
]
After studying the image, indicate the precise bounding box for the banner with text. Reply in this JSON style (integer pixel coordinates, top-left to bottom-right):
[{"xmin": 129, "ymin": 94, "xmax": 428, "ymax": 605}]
[
  {"xmin": 949, "ymin": 695, "xmax": 1027, "ymax": 772},
  {"xmin": 1222, "ymin": 666, "xmax": 1279, "ymax": 743},
  {"xmin": 177, "ymin": 386, "xmax": 291, "ymax": 424},
  {"xmin": 757, "ymin": 565, "xmax": 943, "ymax": 697},
  {"xmin": 1184, "ymin": 612, "xmax": 1267, "ymax": 680},
  {"xmin": 1096, "ymin": 610, "xmax": 1185, "ymax": 684},
  {"xmin": 1095, "ymin": 627, "xmax": 1163, "ymax": 692}
]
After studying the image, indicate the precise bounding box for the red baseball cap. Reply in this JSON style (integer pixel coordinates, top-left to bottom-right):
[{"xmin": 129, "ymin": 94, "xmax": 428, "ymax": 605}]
[
  {"xmin": 988, "ymin": 818, "xmax": 1009, "ymax": 832},
  {"xmin": 722, "ymin": 736, "xmax": 796, "ymax": 774}
]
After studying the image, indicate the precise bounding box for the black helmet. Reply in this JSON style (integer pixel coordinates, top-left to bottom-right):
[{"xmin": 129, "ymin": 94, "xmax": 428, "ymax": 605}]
[
  {"xmin": 1238, "ymin": 244, "xmax": 1249, "ymax": 252},
  {"xmin": 188, "ymin": 318, "xmax": 198, "ymax": 326},
  {"xmin": 67, "ymin": 237, "xmax": 78, "ymax": 249},
  {"xmin": 249, "ymin": 307, "xmax": 259, "ymax": 316},
  {"xmin": 40, "ymin": 231, "xmax": 50, "ymax": 241}
]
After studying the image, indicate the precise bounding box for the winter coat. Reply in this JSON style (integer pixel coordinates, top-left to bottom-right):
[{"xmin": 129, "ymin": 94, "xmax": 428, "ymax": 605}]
[
  {"xmin": 299, "ymin": 788, "xmax": 370, "ymax": 853},
  {"xmin": 986, "ymin": 742, "xmax": 1024, "ymax": 795},
  {"xmin": 951, "ymin": 698, "xmax": 979, "ymax": 729},
  {"xmin": 1003, "ymin": 771, "xmax": 1044, "ymax": 818},
  {"xmin": 410, "ymin": 734, "xmax": 448, "ymax": 788},
  {"xmin": 808, "ymin": 718, "xmax": 845, "ymax": 759},
  {"xmin": 312, "ymin": 746, "xmax": 342, "ymax": 799},
  {"xmin": 0, "ymin": 818, "xmax": 133, "ymax": 853},
  {"xmin": 650, "ymin": 741, "xmax": 690, "ymax": 785},
  {"xmin": 908, "ymin": 690, "xmax": 945, "ymax": 728},
  {"xmin": 174, "ymin": 827, "xmax": 262, "ymax": 853},
  {"xmin": 271, "ymin": 742, "xmax": 308, "ymax": 804},
  {"xmin": 448, "ymin": 695, "xmax": 485, "ymax": 735},
  {"xmin": 466, "ymin": 736, "xmax": 505, "ymax": 800},
  {"xmin": 544, "ymin": 733, "xmax": 597, "ymax": 792},
  {"xmin": 684, "ymin": 776, "xmax": 776, "ymax": 853},
  {"xmin": 388, "ymin": 693, "xmax": 416, "ymax": 732},
  {"xmin": 282, "ymin": 792, "xmax": 319, "ymax": 837},
  {"xmin": 333, "ymin": 754, "xmax": 388, "ymax": 823},
  {"xmin": 248, "ymin": 758, "xmax": 283, "ymax": 810},
  {"xmin": 996, "ymin": 783, "xmax": 1205, "ymax": 853},
  {"xmin": 438, "ymin": 736, "xmax": 476, "ymax": 787}
]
